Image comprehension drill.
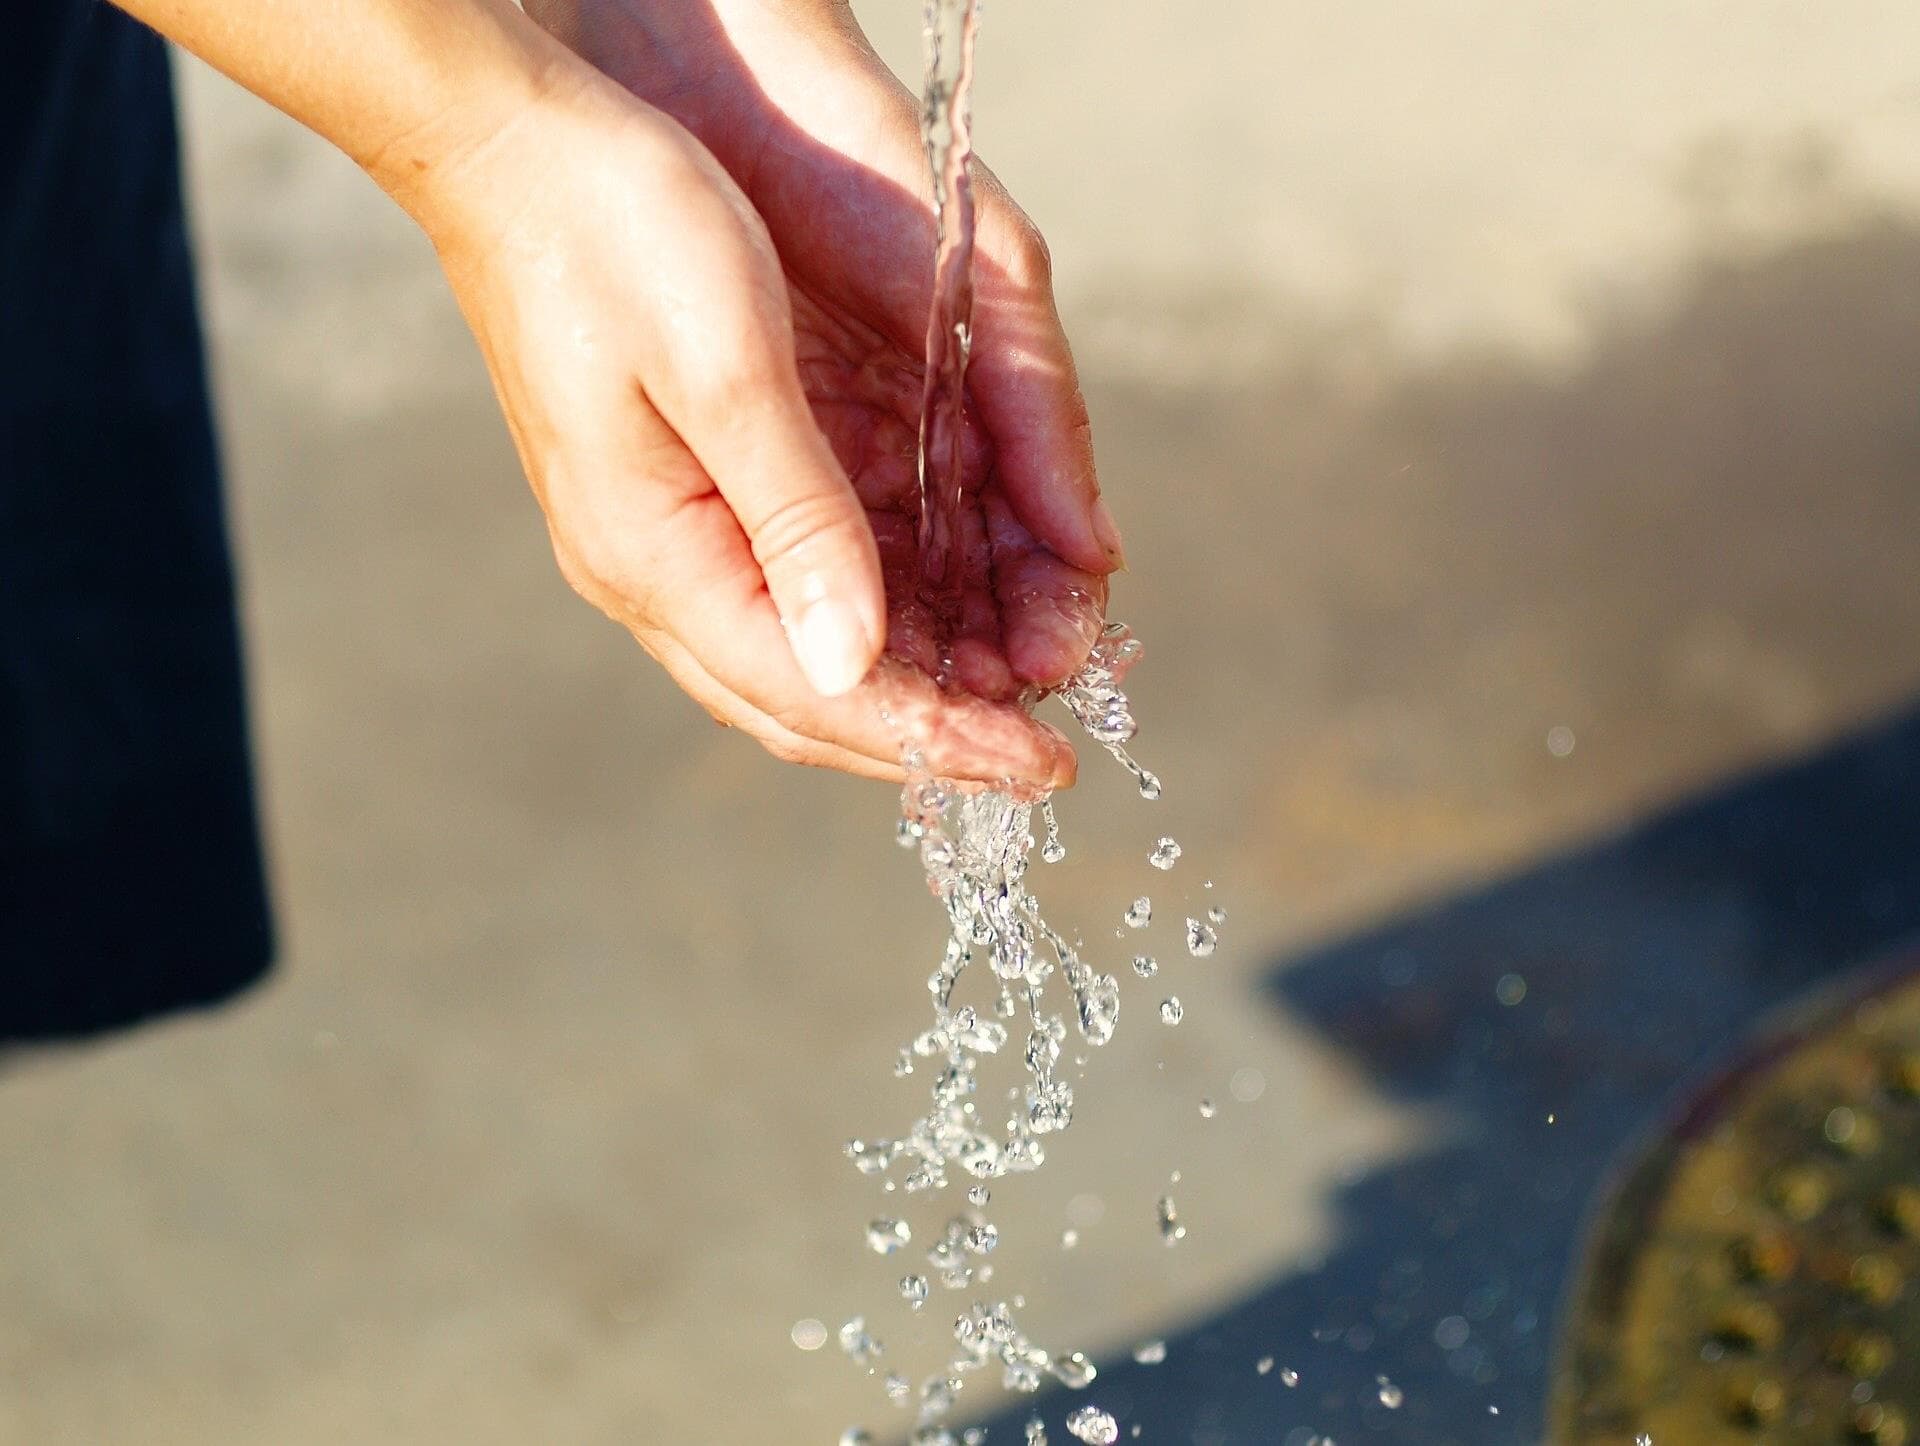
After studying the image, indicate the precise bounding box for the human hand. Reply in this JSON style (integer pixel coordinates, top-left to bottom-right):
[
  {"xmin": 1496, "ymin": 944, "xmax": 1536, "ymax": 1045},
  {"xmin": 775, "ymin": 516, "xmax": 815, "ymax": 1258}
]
[
  {"xmin": 518, "ymin": 0, "xmax": 1125, "ymax": 780},
  {"xmin": 411, "ymin": 66, "xmax": 1092, "ymax": 786}
]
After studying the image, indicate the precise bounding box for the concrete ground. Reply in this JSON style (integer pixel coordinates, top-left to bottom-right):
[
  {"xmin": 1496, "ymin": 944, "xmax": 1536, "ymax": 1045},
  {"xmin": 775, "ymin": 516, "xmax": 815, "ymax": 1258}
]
[{"xmin": 5, "ymin": 4, "xmax": 1920, "ymax": 1442}]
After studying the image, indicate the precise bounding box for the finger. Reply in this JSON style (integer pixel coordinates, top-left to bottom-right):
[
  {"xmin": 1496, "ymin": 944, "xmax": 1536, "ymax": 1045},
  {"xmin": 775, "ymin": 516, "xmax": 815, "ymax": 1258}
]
[
  {"xmin": 638, "ymin": 627, "xmax": 908, "ymax": 783},
  {"xmin": 641, "ymin": 491, "xmax": 1074, "ymax": 788},
  {"xmin": 644, "ymin": 254, "xmax": 887, "ymax": 701},
  {"xmin": 966, "ymin": 184, "xmax": 1126, "ymax": 576},
  {"xmin": 984, "ymin": 491, "xmax": 1109, "ymax": 686}
]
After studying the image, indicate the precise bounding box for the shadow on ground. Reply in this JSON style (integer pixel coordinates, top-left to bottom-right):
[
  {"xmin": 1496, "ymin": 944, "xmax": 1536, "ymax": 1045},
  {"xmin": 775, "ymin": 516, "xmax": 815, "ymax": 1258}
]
[{"xmin": 968, "ymin": 217, "xmax": 1920, "ymax": 1445}]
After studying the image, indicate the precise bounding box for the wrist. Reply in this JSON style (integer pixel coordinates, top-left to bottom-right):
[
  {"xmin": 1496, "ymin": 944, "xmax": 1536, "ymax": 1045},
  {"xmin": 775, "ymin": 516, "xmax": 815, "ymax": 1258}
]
[{"xmin": 352, "ymin": 6, "xmax": 603, "ymax": 245}]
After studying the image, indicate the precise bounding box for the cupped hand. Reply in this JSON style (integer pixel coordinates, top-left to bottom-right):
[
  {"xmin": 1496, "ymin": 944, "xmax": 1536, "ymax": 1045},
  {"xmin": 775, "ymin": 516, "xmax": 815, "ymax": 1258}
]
[{"xmin": 438, "ymin": 10, "xmax": 1121, "ymax": 786}]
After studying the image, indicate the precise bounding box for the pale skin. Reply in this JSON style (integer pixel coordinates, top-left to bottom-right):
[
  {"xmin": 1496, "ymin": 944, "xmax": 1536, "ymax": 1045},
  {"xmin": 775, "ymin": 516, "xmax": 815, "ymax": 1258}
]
[{"xmin": 118, "ymin": 0, "xmax": 1123, "ymax": 787}]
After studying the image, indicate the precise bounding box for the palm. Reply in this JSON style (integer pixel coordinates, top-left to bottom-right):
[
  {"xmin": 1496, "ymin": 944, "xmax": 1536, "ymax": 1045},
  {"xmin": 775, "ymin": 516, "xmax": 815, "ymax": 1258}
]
[{"xmin": 541, "ymin": 0, "xmax": 1116, "ymax": 695}]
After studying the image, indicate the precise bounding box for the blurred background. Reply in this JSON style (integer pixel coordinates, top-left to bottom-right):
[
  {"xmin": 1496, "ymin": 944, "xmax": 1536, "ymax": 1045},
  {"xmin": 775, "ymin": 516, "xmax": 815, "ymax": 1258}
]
[{"xmin": 6, "ymin": 2, "xmax": 1920, "ymax": 1441}]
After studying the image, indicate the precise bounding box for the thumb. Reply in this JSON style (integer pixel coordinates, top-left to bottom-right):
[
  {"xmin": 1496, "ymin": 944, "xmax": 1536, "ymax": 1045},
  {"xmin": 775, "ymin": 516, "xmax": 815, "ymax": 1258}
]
[{"xmin": 661, "ymin": 344, "xmax": 886, "ymax": 699}]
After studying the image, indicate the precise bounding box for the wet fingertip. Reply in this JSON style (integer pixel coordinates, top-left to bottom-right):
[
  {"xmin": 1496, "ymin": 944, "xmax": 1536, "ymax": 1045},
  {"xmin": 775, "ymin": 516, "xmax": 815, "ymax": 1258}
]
[
  {"xmin": 1042, "ymin": 724, "xmax": 1079, "ymax": 791},
  {"xmin": 1090, "ymin": 496, "xmax": 1127, "ymax": 571},
  {"xmin": 1007, "ymin": 610, "xmax": 1100, "ymax": 688},
  {"xmin": 953, "ymin": 638, "xmax": 1018, "ymax": 700}
]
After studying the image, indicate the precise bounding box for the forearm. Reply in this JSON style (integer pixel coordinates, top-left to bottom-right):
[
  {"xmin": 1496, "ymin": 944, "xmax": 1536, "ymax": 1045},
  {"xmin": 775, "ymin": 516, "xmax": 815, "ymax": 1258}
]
[{"xmin": 115, "ymin": 0, "xmax": 587, "ymax": 230}]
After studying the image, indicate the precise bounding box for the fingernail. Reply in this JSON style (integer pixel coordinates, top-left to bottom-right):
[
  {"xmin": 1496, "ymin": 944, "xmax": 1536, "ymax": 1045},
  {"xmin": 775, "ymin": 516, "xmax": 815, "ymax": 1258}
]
[
  {"xmin": 788, "ymin": 594, "xmax": 875, "ymax": 698},
  {"xmin": 1090, "ymin": 496, "xmax": 1127, "ymax": 569}
]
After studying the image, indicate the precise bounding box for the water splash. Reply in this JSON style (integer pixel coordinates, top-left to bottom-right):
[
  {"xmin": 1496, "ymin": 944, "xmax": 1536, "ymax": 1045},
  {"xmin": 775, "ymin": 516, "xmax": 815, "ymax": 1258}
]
[{"xmin": 825, "ymin": 0, "xmax": 1208, "ymax": 1435}]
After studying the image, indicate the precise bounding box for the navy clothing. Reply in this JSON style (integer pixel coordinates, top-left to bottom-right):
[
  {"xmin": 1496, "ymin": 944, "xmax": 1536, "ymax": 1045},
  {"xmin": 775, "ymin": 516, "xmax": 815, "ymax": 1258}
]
[{"xmin": 1, "ymin": 2, "xmax": 272, "ymax": 1037}]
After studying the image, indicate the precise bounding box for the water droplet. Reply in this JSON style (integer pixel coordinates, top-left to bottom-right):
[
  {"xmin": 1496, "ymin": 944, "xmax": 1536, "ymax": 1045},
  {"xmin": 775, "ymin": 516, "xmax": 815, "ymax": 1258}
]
[
  {"xmin": 1148, "ymin": 836, "xmax": 1182, "ymax": 870},
  {"xmin": 792, "ymin": 1318, "xmax": 828, "ymax": 1351},
  {"xmin": 968, "ymin": 1185, "xmax": 991, "ymax": 1206},
  {"xmin": 1229, "ymin": 1066, "xmax": 1265, "ymax": 1102},
  {"xmin": 1052, "ymin": 1350, "xmax": 1097, "ymax": 1388},
  {"xmin": 1137, "ymin": 771, "xmax": 1162, "ymax": 801},
  {"xmin": 1185, "ymin": 919, "xmax": 1217, "ymax": 957},
  {"xmin": 1065, "ymin": 1406, "xmax": 1120, "ymax": 1444},
  {"xmin": 1634, "ymin": 1436, "xmax": 1653, "ymax": 1446},
  {"xmin": 1159, "ymin": 998, "xmax": 1183, "ymax": 1026},
  {"xmin": 1025, "ymin": 1419, "xmax": 1049, "ymax": 1446},
  {"xmin": 1124, "ymin": 897, "xmax": 1152, "ymax": 929},
  {"xmin": 1495, "ymin": 972, "xmax": 1527, "ymax": 1006},
  {"xmin": 1377, "ymin": 1375, "xmax": 1404, "ymax": 1409},
  {"xmin": 1131, "ymin": 953, "xmax": 1157, "ymax": 978},
  {"xmin": 1256, "ymin": 1356, "xmax": 1274, "ymax": 1376},
  {"xmin": 838, "ymin": 1317, "xmax": 884, "ymax": 1366},
  {"xmin": 847, "ymin": 1138, "xmax": 898, "ymax": 1176},
  {"xmin": 1060, "ymin": 1228, "xmax": 1079, "ymax": 1249},
  {"xmin": 1132, "ymin": 1340, "xmax": 1167, "ymax": 1364},
  {"xmin": 1074, "ymin": 973, "xmax": 1122, "ymax": 1047},
  {"xmin": 883, "ymin": 1371, "xmax": 911, "ymax": 1402},
  {"xmin": 1199, "ymin": 1098, "xmax": 1217, "ymax": 1119},
  {"xmin": 900, "ymin": 1274, "xmax": 929, "ymax": 1308},
  {"xmin": 1039, "ymin": 800, "xmax": 1066, "ymax": 863},
  {"xmin": 1156, "ymin": 1194, "xmax": 1185, "ymax": 1243},
  {"xmin": 965, "ymin": 1222, "xmax": 999, "ymax": 1254},
  {"xmin": 841, "ymin": 1430, "xmax": 874, "ymax": 1446},
  {"xmin": 1280, "ymin": 1366, "xmax": 1300, "ymax": 1387},
  {"xmin": 867, "ymin": 1218, "xmax": 911, "ymax": 1255},
  {"xmin": 1547, "ymin": 724, "xmax": 1576, "ymax": 758}
]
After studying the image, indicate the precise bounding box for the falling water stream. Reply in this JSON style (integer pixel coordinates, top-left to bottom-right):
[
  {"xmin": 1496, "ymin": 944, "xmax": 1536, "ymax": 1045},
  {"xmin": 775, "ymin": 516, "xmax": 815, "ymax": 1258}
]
[{"xmin": 826, "ymin": 3, "xmax": 1201, "ymax": 1440}]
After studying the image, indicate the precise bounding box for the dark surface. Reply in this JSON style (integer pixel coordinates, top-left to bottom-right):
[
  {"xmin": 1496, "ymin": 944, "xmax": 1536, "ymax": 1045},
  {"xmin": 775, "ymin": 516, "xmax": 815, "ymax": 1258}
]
[
  {"xmin": 0, "ymin": 2, "xmax": 270, "ymax": 1035},
  {"xmin": 981, "ymin": 703, "xmax": 1920, "ymax": 1444}
]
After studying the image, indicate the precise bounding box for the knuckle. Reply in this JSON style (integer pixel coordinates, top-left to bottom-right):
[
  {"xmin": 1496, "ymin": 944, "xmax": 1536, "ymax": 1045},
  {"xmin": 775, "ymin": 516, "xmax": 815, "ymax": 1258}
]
[
  {"xmin": 754, "ymin": 728, "xmax": 814, "ymax": 768},
  {"xmin": 747, "ymin": 489, "xmax": 861, "ymax": 573},
  {"xmin": 693, "ymin": 334, "xmax": 785, "ymax": 413},
  {"xmin": 552, "ymin": 530, "xmax": 656, "ymax": 625},
  {"xmin": 1008, "ymin": 223, "xmax": 1055, "ymax": 289}
]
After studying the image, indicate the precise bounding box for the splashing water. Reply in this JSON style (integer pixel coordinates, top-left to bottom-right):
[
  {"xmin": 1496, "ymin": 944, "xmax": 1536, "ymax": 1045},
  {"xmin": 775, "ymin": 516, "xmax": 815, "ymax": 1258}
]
[{"xmin": 822, "ymin": 0, "xmax": 1224, "ymax": 1436}]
